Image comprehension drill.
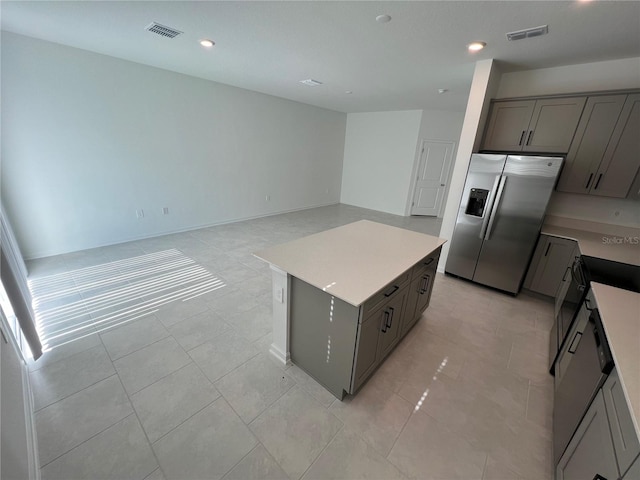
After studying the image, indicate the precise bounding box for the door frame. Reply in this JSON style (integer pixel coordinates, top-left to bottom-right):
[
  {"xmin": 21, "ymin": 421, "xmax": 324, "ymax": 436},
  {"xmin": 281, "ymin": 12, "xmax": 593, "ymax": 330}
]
[{"xmin": 405, "ymin": 139, "xmax": 457, "ymax": 217}]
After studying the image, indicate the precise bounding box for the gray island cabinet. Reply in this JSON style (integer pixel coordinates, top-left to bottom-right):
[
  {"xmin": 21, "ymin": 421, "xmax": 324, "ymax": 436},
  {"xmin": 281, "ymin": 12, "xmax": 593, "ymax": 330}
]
[{"xmin": 254, "ymin": 220, "xmax": 445, "ymax": 400}]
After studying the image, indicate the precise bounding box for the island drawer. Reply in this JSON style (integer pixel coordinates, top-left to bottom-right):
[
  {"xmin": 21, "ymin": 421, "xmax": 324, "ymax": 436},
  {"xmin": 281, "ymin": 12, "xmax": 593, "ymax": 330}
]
[
  {"xmin": 361, "ymin": 270, "xmax": 411, "ymax": 319},
  {"xmin": 411, "ymin": 248, "xmax": 441, "ymax": 280}
]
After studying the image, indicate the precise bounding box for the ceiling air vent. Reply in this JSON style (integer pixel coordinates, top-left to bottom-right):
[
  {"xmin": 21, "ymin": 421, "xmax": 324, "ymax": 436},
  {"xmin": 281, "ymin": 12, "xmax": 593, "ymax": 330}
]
[
  {"xmin": 506, "ymin": 25, "xmax": 549, "ymax": 41},
  {"xmin": 146, "ymin": 22, "xmax": 183, "ymax": 39}
]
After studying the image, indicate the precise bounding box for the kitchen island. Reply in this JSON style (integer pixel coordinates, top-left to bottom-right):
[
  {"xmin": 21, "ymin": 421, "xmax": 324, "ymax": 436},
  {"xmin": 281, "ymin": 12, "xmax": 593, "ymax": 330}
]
[{"xmin": 254, "ymin": 220, "xmax": 446, "ymax": 399}]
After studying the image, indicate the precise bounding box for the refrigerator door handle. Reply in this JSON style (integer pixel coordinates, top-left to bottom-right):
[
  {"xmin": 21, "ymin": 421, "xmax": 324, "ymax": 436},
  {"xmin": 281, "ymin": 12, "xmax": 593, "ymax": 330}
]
[
  {"xmin": 478, "ymin": 175, "xmax": 502, "ymax": 240},
  {"xmin": 484, "ymin": 175, "xmax": 507, "ymax": 241}
]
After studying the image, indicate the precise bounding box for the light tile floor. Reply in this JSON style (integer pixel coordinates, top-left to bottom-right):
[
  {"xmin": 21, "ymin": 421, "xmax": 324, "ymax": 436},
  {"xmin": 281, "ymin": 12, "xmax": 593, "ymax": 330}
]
[{"xmin": 26, "ymin": 204, "xmax": 554, "ymax": 480}]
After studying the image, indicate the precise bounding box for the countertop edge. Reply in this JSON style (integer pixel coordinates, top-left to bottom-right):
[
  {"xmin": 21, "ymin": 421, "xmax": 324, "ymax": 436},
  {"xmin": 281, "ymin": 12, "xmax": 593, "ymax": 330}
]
[{"xmin": 590, "ymin": 282, "xmax": 640, "ymax": 440}]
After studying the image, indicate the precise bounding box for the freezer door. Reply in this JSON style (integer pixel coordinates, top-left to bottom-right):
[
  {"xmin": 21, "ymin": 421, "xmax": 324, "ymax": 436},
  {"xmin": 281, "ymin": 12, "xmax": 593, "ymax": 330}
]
[
  {"xmin": 473, "ymin": 156, "xmax": 563, "ymax": 293},
  {"xmin": 445, "ymin": 154, "xmax": 506, "ymax": 280}
]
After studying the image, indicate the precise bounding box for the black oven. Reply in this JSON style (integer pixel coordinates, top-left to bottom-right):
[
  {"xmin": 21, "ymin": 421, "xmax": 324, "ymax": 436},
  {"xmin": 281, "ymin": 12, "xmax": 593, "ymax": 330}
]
[{"xmin": 549, "ymin": 256, "xmax": 589, "ymax": 374}]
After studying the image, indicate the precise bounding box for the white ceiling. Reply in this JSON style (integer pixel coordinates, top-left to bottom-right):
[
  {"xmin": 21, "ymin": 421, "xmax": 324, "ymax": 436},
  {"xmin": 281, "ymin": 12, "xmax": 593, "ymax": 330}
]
[{"xmin": 2, "ymin": 1, "xmax": 639, "ymax": 113}]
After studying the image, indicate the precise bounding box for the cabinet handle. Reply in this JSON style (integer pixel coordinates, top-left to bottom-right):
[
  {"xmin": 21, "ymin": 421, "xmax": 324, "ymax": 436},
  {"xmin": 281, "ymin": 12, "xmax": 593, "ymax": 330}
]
[
  {"xmin": 423, "ymin": 257, "xmax": 434, "ymax": 266},
  {"xmin": 384, "ymin": 285, "xmax": 399, "ymax": 297},
  {"xmin": 419, "ymin": 275, "xmax": 430, "ymax": 295},
  {"xmin": 594, "ymin": 173, "xmax": 603, "ymax": 190},
  {"xmin": 381, "ymin": 308, "xmax": 394, "ymax": 333},
  {"xmin": 585, "ymin": 173, "xmax": 594, "ymax": 190},
  {"xmin": 526, "ymin": 130, "xmax": 534, "ymax": 146},
  {"xmin": 568, "ymin": 331, "xmax": 582, "ymax": 354},
  {"xmin": 518, "ymin": 130, "xmax": 526, "ymax": 146},
  {"xmin": 562, "ymin": 266, "xmax": 571, "ymax": 282},
  {"xmin": 544, "ymin": 242, "xmax": 551, "ymax": 257},
  {"xmin": 381, "ymin": 311, "xmax": 389, "ymax": 333}
]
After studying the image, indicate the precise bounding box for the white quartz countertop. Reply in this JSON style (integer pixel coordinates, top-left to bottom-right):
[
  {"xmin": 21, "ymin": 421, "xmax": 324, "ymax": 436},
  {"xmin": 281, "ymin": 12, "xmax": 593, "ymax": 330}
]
[
  {"xmin": 541, "ymin": 224, "xmax": 640, "ymax": 267},
  {"xmin": 254, "ymin": 220, "xmax": 446, "ymax": 306},
  {"xmin": 591, "ymin": 282, "xmax": 640, "ymax": 437}
]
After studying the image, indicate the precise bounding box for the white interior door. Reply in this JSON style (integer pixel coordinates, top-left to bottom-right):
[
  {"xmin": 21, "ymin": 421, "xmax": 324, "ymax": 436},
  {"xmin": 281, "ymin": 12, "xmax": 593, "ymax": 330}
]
[{"xmin": 410, "ymin": 140, "xmax": 455, "ymax": 216}]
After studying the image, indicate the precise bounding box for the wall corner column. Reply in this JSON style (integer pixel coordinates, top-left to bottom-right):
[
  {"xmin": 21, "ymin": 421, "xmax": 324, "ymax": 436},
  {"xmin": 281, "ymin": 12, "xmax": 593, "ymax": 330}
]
[{"xmin": 268, "ymin": 265, "xmax": 291, "ymax": 366}]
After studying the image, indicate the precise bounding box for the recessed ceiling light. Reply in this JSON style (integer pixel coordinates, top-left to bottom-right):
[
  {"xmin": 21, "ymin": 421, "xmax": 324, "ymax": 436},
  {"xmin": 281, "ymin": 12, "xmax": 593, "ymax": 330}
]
[
  {"xmin": 467, "ymin": 41, "xmax": 487, "ymax": 52},
  {"xmin": 376, "ymin": 14, "xmax": 392, "ymax": 23},
  {"xmin": 200, "ymin": 39, "xmax": 215, "ymax": 48}
]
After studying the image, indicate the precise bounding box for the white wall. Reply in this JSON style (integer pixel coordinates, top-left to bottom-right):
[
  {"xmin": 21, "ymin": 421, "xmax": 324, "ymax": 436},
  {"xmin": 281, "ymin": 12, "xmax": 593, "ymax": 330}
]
[
  {"xmin": 340, "ymin": 110, "xmax": 422, "ymax": 216},
  {"xmin": 497, "ymin": 57, "xmax": 640, "ymax": 228},
  {"xmin": 1, "ymin": 33, "xmax": 347, "ymax": 259},
  {"xmin": 438, "ymin": 59, "xmax": 502, "ymax": 271},
  {"xmin": 496, "ymin": 57, "xmax": 640, "ymax": 99}
]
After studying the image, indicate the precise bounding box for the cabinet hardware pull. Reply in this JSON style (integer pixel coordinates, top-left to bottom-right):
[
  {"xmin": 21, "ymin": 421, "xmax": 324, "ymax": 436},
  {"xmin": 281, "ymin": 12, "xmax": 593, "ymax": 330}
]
[
  {"xmin": 568, "ymin": 331, "xmax": 582, "ymax": 354},
  {"xmin": 585, "ymin": 173, "xmax": 594, "ymax": 189},
  {"xmin": 584, "ymin": 297, "xmax": 593, "ymax": 311},
  {"xmin": 423, "ymin": 257, "xmax": 434, "ymax": 266},
  {"xmin": 594, "ymin": 173, "xmax": 603, "ymax": 190},
  {"xmin": 562, "ymin": 266, "xmax": 571, "ymax": 282},
  {"xmin": 384, "ymin": 285, "xmax": 399, "ymax": 297},
  {"xmin": 386, "ymin": 307, "xmax": 394, "ymax": 330},
  {"xmin": 526, "ymin": 130, "xmax": 534, "ymax": 146},
  {"xmin": 518, "ymin": 130, "xmax": 526, "ymax": 146},
  {"xmin": 544, "ymin": 242, "xmax": 551, "ymax": 257},
  {"xmin": 419, "ymin": 275, "xmax": 430, "ymax": 295},
  {"xmin": 381, "ymin": 311, "xmax": 389, "ymax": 333}
]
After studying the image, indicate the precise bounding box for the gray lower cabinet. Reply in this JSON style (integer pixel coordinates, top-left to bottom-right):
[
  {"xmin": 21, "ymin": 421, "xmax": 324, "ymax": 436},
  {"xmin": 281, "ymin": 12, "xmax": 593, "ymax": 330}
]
[
  {"xmin": 556, "ymin": 390, "xmax": 618, "ymax": 480},
  {"xmin": 525, "ymin": 235, "xmax": 578, "ymax": 297},
  {"xmin": 556, "ymin": 369, "xmax": 640, "ymax": 480},
  {"xmin": 290, "ymin": 247, "xmax": 441, "ymax": 399},
  {"xmin": 624, "ymin": 456, "xmax": 640, "ymax": 480},
  {"xmin": 602, "ymin": 369, "xmax": 640, "ymax": 478}
]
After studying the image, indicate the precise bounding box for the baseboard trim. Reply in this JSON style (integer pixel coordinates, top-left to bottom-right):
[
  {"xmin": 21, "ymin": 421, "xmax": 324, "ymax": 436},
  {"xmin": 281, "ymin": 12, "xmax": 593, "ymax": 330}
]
[
  {"xmin": 269, "ymin": 343, "xmax": 291, "ymax": 367},
  {"xmin": 25, "ymin": 201, "xmax": 341, "ymax": 260},
  {"xmin": 22, "ymin": 362, "xmax": 41, "ymax": 480}
]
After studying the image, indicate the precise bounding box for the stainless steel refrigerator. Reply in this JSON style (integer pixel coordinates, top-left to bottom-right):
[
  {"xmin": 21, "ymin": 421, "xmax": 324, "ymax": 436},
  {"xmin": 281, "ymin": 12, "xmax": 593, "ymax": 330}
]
[{"xmin": 445, "ymin": 153, "xmax": 563, "ymax": 294}]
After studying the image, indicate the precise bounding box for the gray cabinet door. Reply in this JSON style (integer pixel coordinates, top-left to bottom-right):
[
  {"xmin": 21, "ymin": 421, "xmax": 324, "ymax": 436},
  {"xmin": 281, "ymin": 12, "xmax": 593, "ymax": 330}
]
[
  {"xmin": 602, "ymin": 369, "xmax": 640, "ymax": 478},
  {"xmin": 352, "ymin": 313, "xmax": 382, "ymax": 393},
  {"xmin": 524, "ymin": 97, "xmax": 586, "ymax": 153},
  {"xmin": 402, "ymin": 276, "xmax": 422, "ymax": 337},
  {"xmin": 592, "ymin": 93, "xmax": 640, "ymax": 198},
  {"xmin": 556, "ymin": 390, "xmax": 619, "ymax": 480},
  {"xmin": 624, "ymin": 456, "xmax": 640, "ymax": 480},
  {"xmin": 557, "ymin": 95, "xmax": 626, "ymax": 194},
  {"xmin": 527, "ymin": 235, "xmax": 578, "ymax": 297},
  {"xmin": 482, "ymin": 100, "xmax": 535, "ymax": 151},
  {"xmin": 377, "ymin": 289, "xmax": 407, "ymax": 361}
]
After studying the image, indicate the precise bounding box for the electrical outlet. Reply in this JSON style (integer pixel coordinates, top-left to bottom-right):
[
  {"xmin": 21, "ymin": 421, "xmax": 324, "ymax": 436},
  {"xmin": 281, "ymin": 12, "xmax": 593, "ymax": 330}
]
[
  {"xmin": 136, "ymin": 209, "xmax": 144, "ymax": 218},
  {"xmin": 163, "ymin": 207, "xmax": 169, "ymax": 215},
  {"xmin": 275, "ymin": 287, "xmax": 284, "ymax": 303}
]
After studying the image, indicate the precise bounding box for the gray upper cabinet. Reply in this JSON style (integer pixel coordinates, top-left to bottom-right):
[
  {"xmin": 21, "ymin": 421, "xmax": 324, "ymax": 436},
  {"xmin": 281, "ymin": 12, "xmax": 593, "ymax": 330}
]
[
  {"xmin": 592, "ymin": 93, "xmax": 640, "ymax": 198},
  {"xmin": 482, "ymin": 97, "xmax": 586, "ymax": 153},
  {"xmin": 557, "ymin": 93, "xmax": 640, "ymax": 198}
]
